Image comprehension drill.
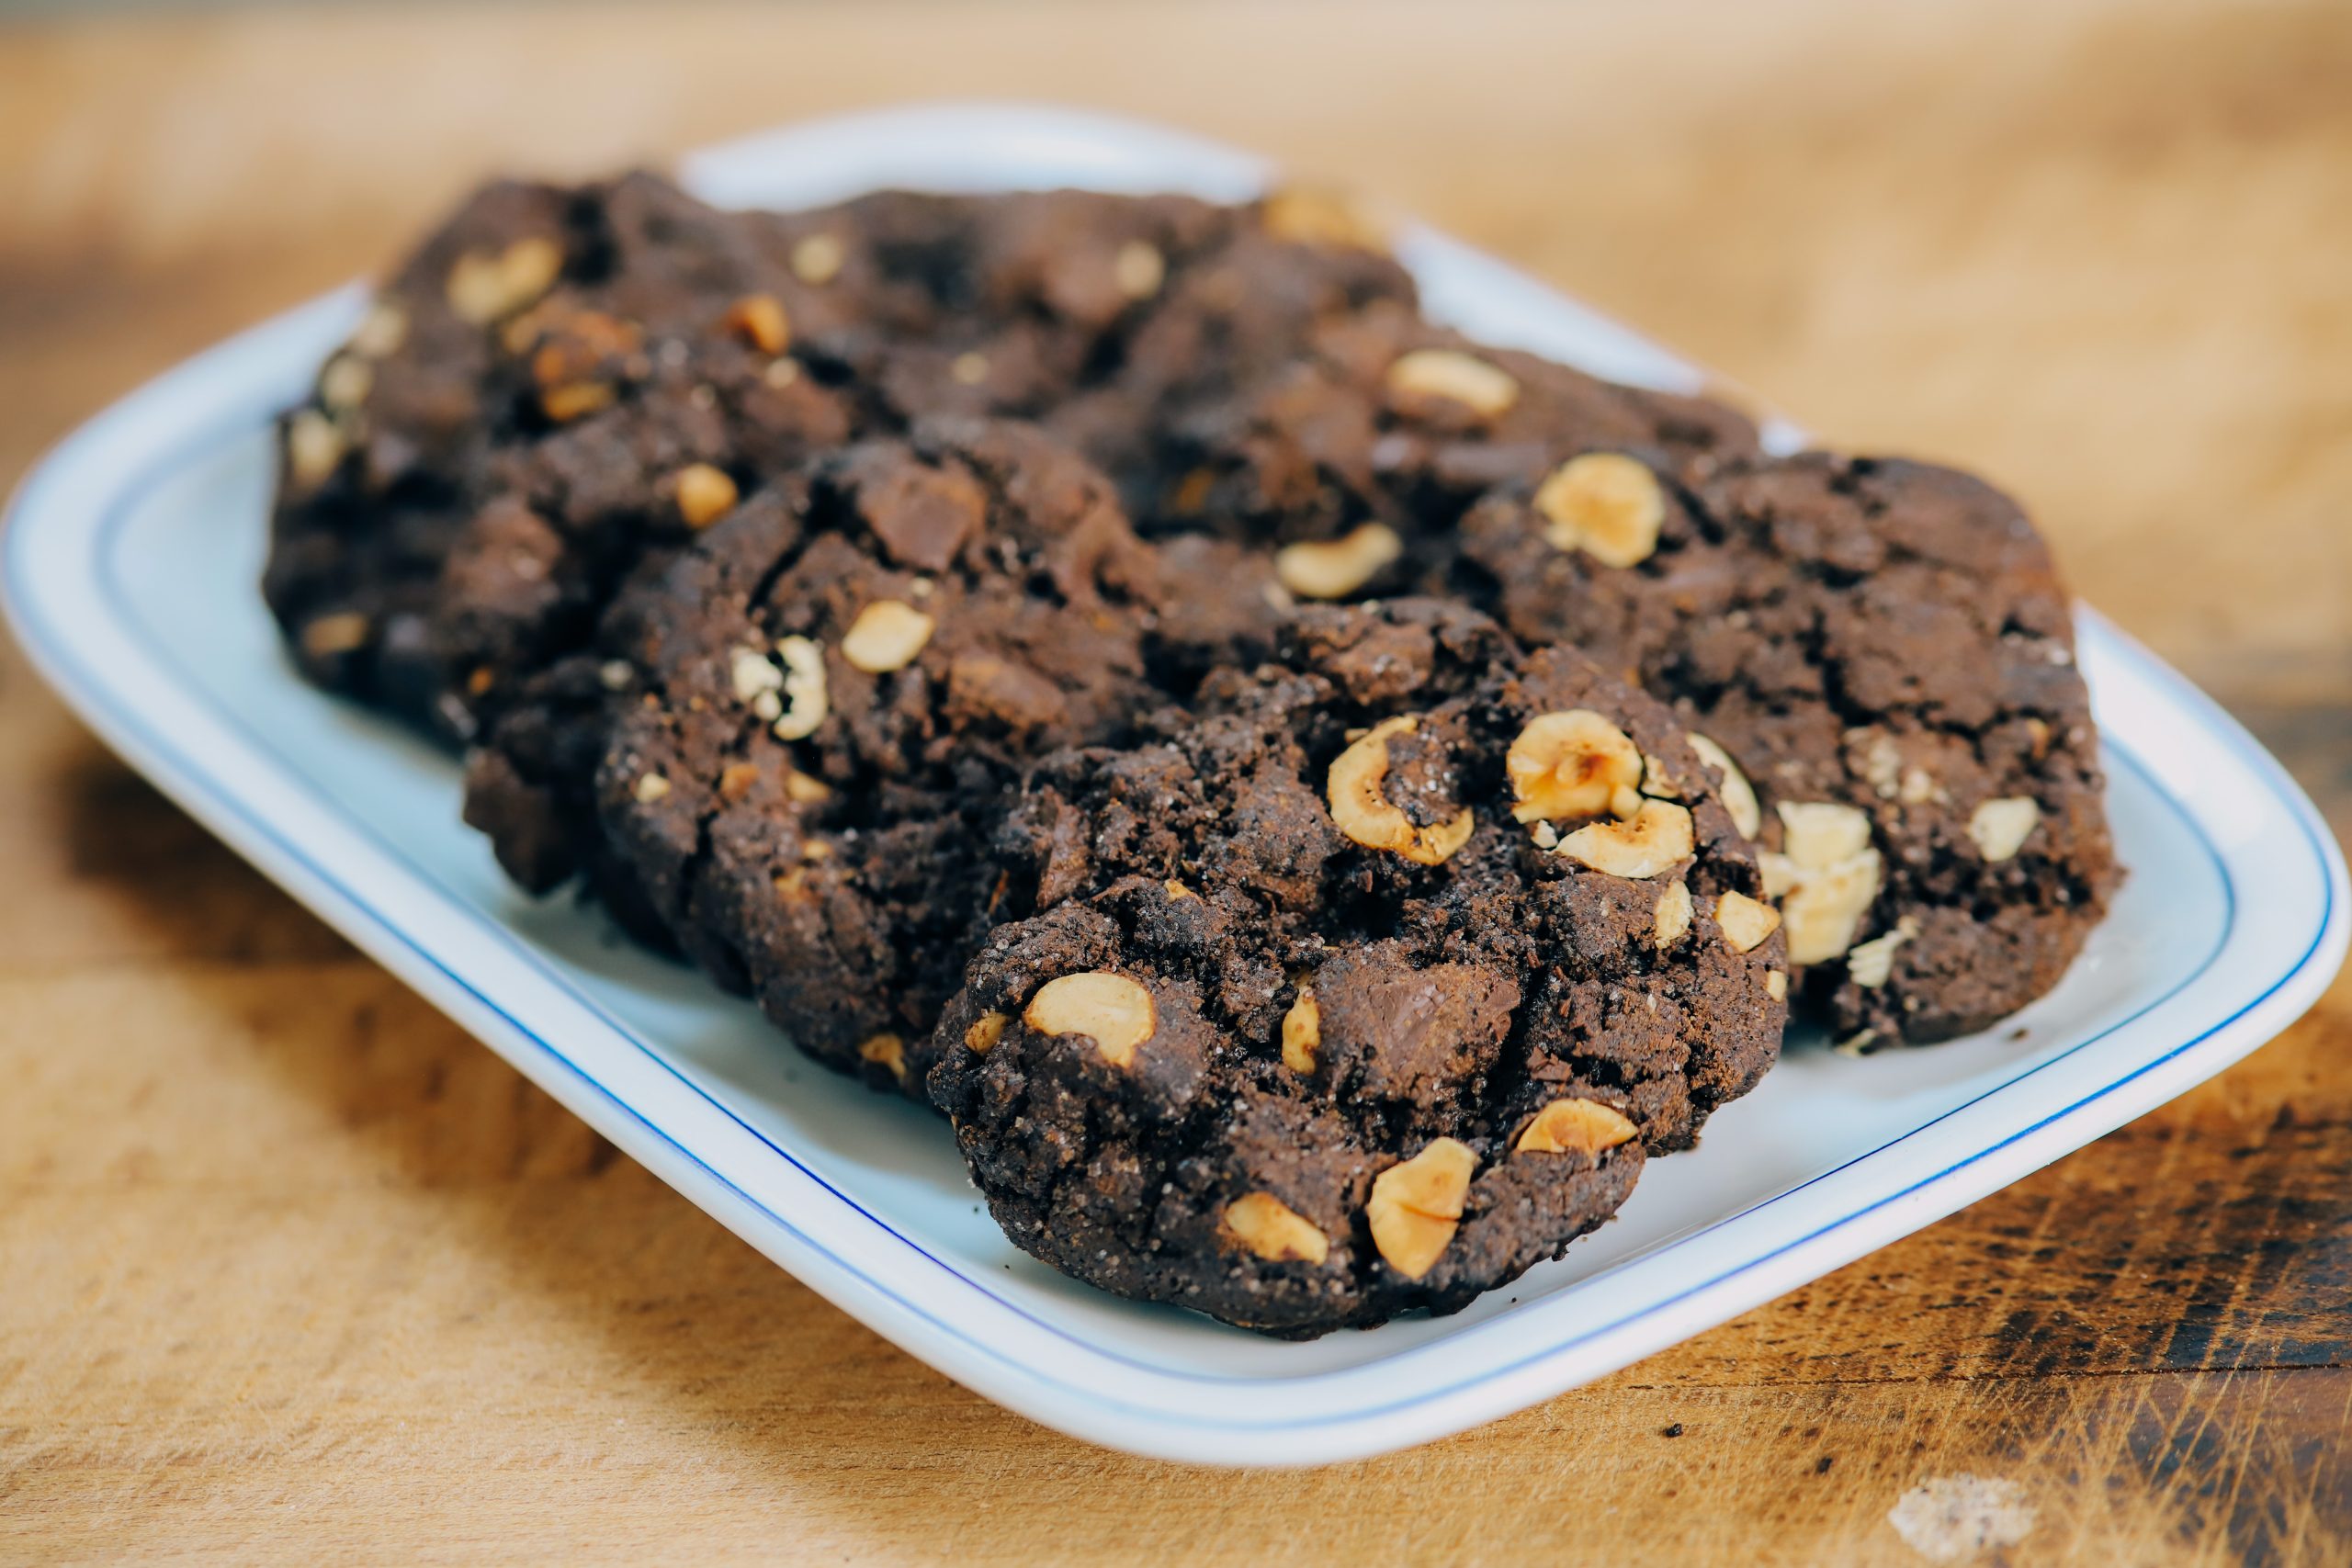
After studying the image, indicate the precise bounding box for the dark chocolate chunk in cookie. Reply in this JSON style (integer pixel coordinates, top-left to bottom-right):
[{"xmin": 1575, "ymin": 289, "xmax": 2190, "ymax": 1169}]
[
  {"xmin": 927, "ymin": 601, "xmax": 1787, "ymax": 1334},
  {"xmin": 1453, "ymin": 451, "xmax": 2116, "ymax": 1043}
]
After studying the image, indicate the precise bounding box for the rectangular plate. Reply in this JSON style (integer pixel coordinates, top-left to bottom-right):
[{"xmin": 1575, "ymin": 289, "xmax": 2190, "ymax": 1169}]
[{"xmin": 6, "ymin": 104, "xmax": 2343, "ymax": 1467}]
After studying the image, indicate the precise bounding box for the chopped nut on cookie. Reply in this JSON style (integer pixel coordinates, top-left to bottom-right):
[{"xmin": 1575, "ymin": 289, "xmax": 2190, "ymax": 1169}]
[
  {"xmin": 840, "ymin": 600, "xmax": 936, "ymax": 673},
  {"xmin": 446, "ymin": 235, "xmax": 563, "ymax": 323},
  {"xmin": 1281, "ymin": 989, "xmax": 1321, "ymax": 1074},
  {"xmin": 1024, "ymin": 971, "xmax": 1157, "ymax": 1066},
  {"xmin": 1515, "ymin": 1099, "xmax": 1638, "ymax": 1156},
  {"xmin": 770, "ymin": 635, "xmax": 829, "ymax": 740},
  {"xmin": 1385, "ymin": 348, "xmax": 1520, "ymax": 420},
  {"xmin": 1715, "ymin": 890, "xmax": 1781, "ymax": 953},
  {"xmin": 1326, "ymin": 716, "xmax": 1476, "ymax": 865},
  {"xmin": 1534, "ymin": 453, "xmax": 1666, "ymax": 569},
  {"xmin": 1222, "ymin": 1193, "xmax": 1330, "ymax": 1265},
  {"xmin": 1969, "ymin": 796, "xmax": 2041, "ymax": 863},
  {"xmin": 1687, "ymin": 734, "xmax": 1760, "ymax": 840},
  {"xmin": 1555, "ymin": 800, "xmax": 1694, "ymax": 879},
  {"xmin": 1274, "ymin": 523, "xmax": 1403, "ymax": 601},
  {"xmin": 1508, "ymin": 709, "xmax": 1645, "ymax": 824},
  {"xmin": 673, "ymin": 463, "xmax": 740, "ymax": 527},
  {"xmin": 1367, "ymin": 1138, "xmax": 1478, "ymax": 1280},
  {"xmin": 1260, "ymin": 186, "xmax": 1389, "ymax": 252}
]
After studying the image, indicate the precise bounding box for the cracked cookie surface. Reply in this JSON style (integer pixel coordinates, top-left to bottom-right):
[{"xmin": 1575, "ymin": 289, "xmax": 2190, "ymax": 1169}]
[
  {"xmin": 523, "ymin": 418, "xmax": 1275, "ymax": 1090},
  {"xmin": 926, "ymin": 601, "xmax": 1786, "ymax": 1334}
]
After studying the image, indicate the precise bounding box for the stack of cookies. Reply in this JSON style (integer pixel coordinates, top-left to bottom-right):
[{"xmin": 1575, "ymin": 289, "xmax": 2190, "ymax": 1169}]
[{"xmin": 266, "ymin": 172, "xmax": 2115, "ymax": 1335}]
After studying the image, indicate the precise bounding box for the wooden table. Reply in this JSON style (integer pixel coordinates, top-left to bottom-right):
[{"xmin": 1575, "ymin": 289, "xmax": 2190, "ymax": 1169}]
[{"xmin": 4, "ymin": 2, "xmax": 2346, "ymax": 1561}]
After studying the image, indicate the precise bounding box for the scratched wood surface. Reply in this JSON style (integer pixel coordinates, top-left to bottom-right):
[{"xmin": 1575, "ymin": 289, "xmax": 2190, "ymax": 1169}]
[{"xmin": 3, "ymin": 1, "xmax": 2348, "ymax": 1562}]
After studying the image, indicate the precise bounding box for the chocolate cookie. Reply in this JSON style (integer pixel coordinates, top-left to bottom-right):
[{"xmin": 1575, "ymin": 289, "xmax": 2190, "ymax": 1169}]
[
  {"xmin": 1453, "ymin": 451, "xmax": 2116, "ymax": 1044},
  {"xmin": 927, "ymin": 601, "xmax": 1787, "ymax": 1334},
  {"xmin": 264, "ymin": 172, "xmax": 899, "ymax": 742},
  {"xmin": 558, "ymin": 418, "xmax": 1274, "ymax": 1089}
]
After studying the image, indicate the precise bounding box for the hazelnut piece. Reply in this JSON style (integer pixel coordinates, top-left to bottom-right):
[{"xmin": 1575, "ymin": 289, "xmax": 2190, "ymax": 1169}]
[
  {"xmin": 1273, "ymin": 522, "xmax": 1403, "ymax": 601},
  {"xmin": 1221, "ymin": 1193, "xmax": 1330, "ymax": 1265},
  {"xmin": 1860, "ymin": 732, "xmax": 1904, "ymax": 798},
  {"xmin": 840, "ymin": 600, "xmax": 936, "ymax": 674},
  {"xmin": 1715, "ymin": 890, "xmax": 1782, "ymax": 953},
  {"xmin": 446, "ymin": 236, "xmax": 563, "ymax": 323},
  {"xmin": 1514, "ymin": 1099, "xmax": 1637, "ymax": 1156},
  {"xmin": 1969, "ymin": 796, "xmax": 2042, "ymax": 863},
  {"xmin": 1113, "ymin": 240, "xmax": 1166, "ymax": 300},
  {"xmin": 718, "ymin": 761, "xmax": 760, "ymax": 802},
  {"xmin": 348, "ymin": 300, "xmax": 408, "ymax": 358},
  {"xmin": 1533, "ymin": 453, "xmax": 1666, "ymax": 568},
  {"xmin": 299, "ymin": 611, "xmax": 369, "ymax": 658},
  {"xmin": 722, "ymin": 293, "xmax": 790, "ymax": 355},
  {"xmin": 525, "ymin": 310, "xmax": 639, "ymax": 390},
  {"xmin": 318, "ymin": 355, "xmax": 373, "ymax": 412},
  {"xmin": 1260, "ymin": 186, "xmax": 1388, "ymax": 252},
  {"xmin": 857, "ymin": 1033, "xmax": 908, "ymax": 1084},
  {"xmin": 1776, "ymin": 851, "xmax": 1883, "ymax": 965},
  {"xmin": 1023, "ymin": 972, "xmax": 1157, "ymax": 1066},
  {"xmin": 1555, "ymin": 800, "xmax": 1695, "ymax": 880},
  {"xmin": 673, "ymin": 463, "xmax": 739, "ymax": 528},
  {"xmin": 1281, "ymin": 989, "xmax": 1320, "ymax": 1074},
  {"xmin": 791, "ymin": 232, "xmax": 845, "ymax": 286},
  {"xmin": 964, "ymin": 1012, "xmax": 1009, "ymax": 1054},
  {"xmin": 1639, "ymin": 752, "xmax": 1682, "ymax": 800},
  {"xmin": 539, "ymin": 381, "xmax": 616, "ymax": 423},
  {"xmin": 730, "ymin": 647, "xmax": 785, "ymax": 714},
  {"xmin": 1654, "ymin": 880, "xmax": 1693, "ymax": 948},
  {"xmin": 1385, "ymin": 349, "xmax": 1520, "ymax": 419},
  {"xmin": 1325, "ymin": 716, "xmax": 1476, "ymax": 866},
  {"xmin": 1686, "ymin": 733, "xmax": 1760, "ymax": 839},
  {"xmin": 1367, "ymin": 1138, "xmax": 1478, "ymax": 1280},
  {"xmin": 1762, "ymin": 801, "xmax": 1883, "ymax": 964},
  {"xmin": 1845, "ymin": 918, "xmax": 1917, "ymax": 988},
  {"xmin": 772, "ymin": 636, "xmax": 829, "ymax": 740},
  {"xmin": 1778, "ymin": 800, "xmax": 1874, "ymax": 869},
  {"xmin": 1506, "ymin": 709, "xmax": 1644, "ymax": 824},
  {"xmin": 286, "ymin": 411, "xmax": 345, "ymax": 489}
]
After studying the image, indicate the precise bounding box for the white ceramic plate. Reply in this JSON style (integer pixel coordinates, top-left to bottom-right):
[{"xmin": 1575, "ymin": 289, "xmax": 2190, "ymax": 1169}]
[{"xmin": 6, "ymin": 104, "xmax": 2343, "ymax": 1467}]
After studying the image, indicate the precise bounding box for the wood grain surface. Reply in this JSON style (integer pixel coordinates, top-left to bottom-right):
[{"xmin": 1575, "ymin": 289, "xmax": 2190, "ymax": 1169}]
[{"xmin": 3, "ymin": 2, "xmax": 2347, "ymax": 1562}]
